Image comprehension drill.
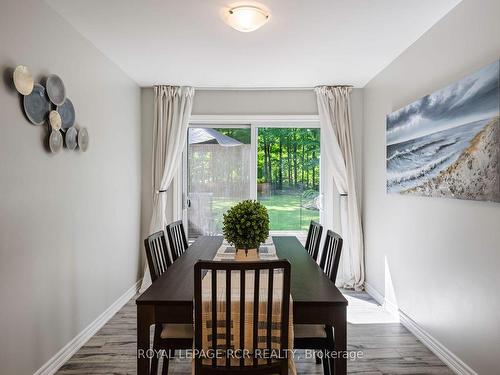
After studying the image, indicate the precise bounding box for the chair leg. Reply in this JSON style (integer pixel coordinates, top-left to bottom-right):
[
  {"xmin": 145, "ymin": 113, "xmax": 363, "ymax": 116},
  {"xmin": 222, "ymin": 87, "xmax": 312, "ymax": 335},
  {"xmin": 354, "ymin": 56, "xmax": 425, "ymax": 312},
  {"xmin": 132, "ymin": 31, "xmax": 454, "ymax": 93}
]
[
  {"xmin": 161, "ymin": 356, "xmax": 169, "ymax": 375},
  {"xmin": 150, "ymin": 324, "xmax": 162, "ymax": 375},
  {"xmin": 150, "ymin": 355, "xmax": 159, "ymax": 375},
  {"xmin": 280, "ymin": 360, "xmax": 288, "ymax": 375},
  {"xmin": 321, "ymin": 349, "xmax": 330, "ymax": 375},
  {"xmin": 315, "ymin": 351, "xmax": 322, "ymax": 364},
  {"xmin": 328, "ymin": 355, "xmax": 335, "ymax": 375},
  {"xmin": 325, "ymin": 325, "xmax": 335, "ymax": 375}
]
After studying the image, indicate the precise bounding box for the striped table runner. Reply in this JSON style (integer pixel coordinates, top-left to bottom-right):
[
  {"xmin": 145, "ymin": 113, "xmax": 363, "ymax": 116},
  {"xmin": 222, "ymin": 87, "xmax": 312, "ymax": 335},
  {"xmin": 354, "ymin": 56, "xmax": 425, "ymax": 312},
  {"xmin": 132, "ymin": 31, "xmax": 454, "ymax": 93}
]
[{"xmin": 198, "ymin": 241, "xmax": 296, "ymax": 373}]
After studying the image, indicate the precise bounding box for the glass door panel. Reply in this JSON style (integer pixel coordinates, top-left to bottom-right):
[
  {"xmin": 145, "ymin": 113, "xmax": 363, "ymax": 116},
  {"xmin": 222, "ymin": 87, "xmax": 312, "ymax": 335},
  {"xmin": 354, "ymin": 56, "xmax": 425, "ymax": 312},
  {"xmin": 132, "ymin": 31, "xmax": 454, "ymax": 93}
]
[
  {"xmin": 187, "ymin": 127, "xmax": 251, "ymax": 238},
  {"xmin": 257, "ymin": 128, "xmax": 320, "ymax": 230}
]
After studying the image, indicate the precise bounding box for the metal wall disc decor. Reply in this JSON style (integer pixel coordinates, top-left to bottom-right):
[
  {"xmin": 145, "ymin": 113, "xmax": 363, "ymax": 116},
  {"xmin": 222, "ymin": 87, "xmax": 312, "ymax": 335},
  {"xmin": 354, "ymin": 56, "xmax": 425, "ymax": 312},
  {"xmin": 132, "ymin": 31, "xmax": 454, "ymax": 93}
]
[
  {"xmin": 65, "ymin": 127, "xmax": 78, "ymax": 150},
  {"xmin": 49, "ymin": 130, "xmax": 63, "ymax": 153},
  {"xmin": 46, "ymin": 74, "xmax": 66, "ymax": 105},
  {"xmin": 57, "ymin": 98, "xmax": 75, "ymax": 130},
  {"xmin": 78, "ymin": 127, "xmax": 89, "ymax": 151},
  {"xmin": 23, "ymin": 84, "xmax": 51, "ymax": 125},
  {"xmin": 13, "ymin": 65, "xmax": 34, "ymax": 95},
  {"xmin": 49, "ymin": 110, "xmax": 62, "ymax": 130},
  {"xmin": 15, "ymin": 65, "xmax": 88, "ymax": 154}
]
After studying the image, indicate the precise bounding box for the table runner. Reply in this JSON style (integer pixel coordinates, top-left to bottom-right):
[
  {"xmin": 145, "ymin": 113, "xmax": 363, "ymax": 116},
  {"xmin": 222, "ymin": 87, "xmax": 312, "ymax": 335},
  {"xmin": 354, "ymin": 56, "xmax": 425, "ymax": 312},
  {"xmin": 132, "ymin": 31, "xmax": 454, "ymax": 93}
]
[{"xmin": 198, "ymin": 240, "xmax": 296, "ymax": 373}]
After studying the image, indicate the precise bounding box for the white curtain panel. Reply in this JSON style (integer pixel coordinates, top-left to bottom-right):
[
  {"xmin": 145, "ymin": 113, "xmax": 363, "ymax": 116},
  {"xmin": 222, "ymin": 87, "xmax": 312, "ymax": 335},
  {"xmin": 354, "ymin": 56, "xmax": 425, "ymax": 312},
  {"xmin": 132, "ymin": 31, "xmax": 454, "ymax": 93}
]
[
  {"xmin": 140, "ymin": 86, "xmax": 195, "ymax": 292},
  {"xmin": 315, "ymin": 86, "xmax": 365, "ymax": 290}
]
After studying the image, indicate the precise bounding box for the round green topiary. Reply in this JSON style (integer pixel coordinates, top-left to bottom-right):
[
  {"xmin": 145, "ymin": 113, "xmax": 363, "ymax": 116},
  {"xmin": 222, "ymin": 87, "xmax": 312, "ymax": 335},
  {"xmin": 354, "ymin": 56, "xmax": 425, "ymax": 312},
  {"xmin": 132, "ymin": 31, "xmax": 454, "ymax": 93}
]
[{"xmin": 222, "ymin": 200, "xmax": 270, "ymax": 250}]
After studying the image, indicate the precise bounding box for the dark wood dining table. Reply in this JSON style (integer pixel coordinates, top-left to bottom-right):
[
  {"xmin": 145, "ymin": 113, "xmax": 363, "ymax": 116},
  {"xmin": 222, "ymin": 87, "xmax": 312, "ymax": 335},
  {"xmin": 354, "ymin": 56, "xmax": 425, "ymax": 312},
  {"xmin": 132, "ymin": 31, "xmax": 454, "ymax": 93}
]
[{"xmin": 136, "ymin": 236, "xmax": 348, "ymax": 375}]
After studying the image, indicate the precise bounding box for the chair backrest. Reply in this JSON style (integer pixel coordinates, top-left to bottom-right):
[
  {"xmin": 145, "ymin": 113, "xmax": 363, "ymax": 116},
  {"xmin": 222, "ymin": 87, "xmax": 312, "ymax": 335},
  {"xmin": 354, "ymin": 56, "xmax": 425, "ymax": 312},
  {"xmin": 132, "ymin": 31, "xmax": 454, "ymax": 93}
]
[
  {"xmin": 144, "ymin": 231, "xmax": 172, "ymax": 282},
  {"xmin": 305, "ymin": 220, "xmax": 323, "ymax": 261},
  {"xmin": 165, "ymin": 220, "xmax": 188, "ymax": 262},
  {"xmin": 319, "ymin": 230, "xmax": 343, "ymax": 284},
  {"xmin": 194, "ymin": 260, "xmax": 291, "ymax": 374}
]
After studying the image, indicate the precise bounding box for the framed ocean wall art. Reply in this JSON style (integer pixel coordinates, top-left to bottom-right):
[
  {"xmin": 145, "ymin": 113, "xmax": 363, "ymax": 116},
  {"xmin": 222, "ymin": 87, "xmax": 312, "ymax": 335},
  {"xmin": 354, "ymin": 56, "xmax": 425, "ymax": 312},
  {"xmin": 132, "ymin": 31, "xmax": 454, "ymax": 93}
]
[{"xmin": 386, "ymin": 60, "xmax": 500, "ymax": 203}]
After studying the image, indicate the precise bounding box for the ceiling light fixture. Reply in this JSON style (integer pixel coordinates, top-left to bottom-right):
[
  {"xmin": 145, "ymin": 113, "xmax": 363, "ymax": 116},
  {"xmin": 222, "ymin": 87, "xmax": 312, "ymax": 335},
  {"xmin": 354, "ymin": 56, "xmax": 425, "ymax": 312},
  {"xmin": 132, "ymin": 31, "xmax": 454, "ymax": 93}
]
[{"xmin": 225, "ymin": 5, "xmax": 270, "ymax": 32}]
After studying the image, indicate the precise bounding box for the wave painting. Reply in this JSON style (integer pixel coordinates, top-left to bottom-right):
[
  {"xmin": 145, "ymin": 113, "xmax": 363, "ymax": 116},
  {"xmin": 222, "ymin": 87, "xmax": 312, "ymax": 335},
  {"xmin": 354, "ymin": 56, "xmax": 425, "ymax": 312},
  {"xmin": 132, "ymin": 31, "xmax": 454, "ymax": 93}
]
[{"xmin": 386, "ymin": 60, "xmax": 500, "ymax": 202}]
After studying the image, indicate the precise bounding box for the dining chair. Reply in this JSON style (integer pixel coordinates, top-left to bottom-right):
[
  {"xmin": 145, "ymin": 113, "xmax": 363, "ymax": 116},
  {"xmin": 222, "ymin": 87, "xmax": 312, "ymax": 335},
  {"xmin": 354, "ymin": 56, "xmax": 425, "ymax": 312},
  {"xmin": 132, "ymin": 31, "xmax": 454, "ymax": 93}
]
[
  {"xmin": 144, "ymin": 231, "xmax": 193, "ymax": 375},
  {"xmin": 294, "ymin": 230, "xmax": 343, "ymax": 375},
  {"xmin": 165, "ymin": 220, "xmax": 189, "ymax": 262},
  {"xmin": 194, "ymin": 260, "xmax": 291, "ymax": 375},
  {"xmin": 305, "ymin": 220, "xmax": 323, "ymax": 262},
  {"xmin": 145, "ymin": 230, "xmax": 173, "ymax": 280},
  {"xmin": 319, "ymin": 230, "xmax": 343, "ymax": 284}
]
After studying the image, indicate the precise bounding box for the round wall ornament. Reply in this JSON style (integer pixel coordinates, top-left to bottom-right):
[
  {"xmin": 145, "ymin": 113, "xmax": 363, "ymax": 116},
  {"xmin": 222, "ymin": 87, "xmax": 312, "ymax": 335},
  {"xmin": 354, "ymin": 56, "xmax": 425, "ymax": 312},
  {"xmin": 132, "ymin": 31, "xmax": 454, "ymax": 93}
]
[
  {"xmin": 46, "ymin": 74, "xmax": 66, "ymax": 106},
  {"xmin": 49, "ymin": 110, "xmax": 62, "ymax": 131},
  {"xmin": 23, "ymin": 84, "xmax": 51, "ymax": 125},
  {"xmin": 78, "ymin": 127, "xmax": 89, "ymax": 151},
  {"xmin": 57, "ymin": 98, "xmax": 75, "ymax": 130},
  {"xmin": 13, "ymin": 65, "xmax": 34, "ymax": 95},
  {"xmin": 65, "ymin": 127, "xmax": 78, "ymax": 150},
  {"xmin": 49, "ymin": 130, "xmax": 63, "ymax": 153}
]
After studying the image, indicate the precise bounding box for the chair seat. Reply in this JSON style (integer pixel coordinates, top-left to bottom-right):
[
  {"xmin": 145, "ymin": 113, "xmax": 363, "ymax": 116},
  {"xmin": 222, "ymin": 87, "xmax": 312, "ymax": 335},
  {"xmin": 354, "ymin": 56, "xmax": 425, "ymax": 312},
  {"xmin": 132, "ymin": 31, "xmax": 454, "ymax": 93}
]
[
  {"xmin": 160, "ymin": 324, "xmax": 193, "ymax": 339},
  {"xmin": 294, "ymin": 324, "xmax": 328, "ymax": 338}
]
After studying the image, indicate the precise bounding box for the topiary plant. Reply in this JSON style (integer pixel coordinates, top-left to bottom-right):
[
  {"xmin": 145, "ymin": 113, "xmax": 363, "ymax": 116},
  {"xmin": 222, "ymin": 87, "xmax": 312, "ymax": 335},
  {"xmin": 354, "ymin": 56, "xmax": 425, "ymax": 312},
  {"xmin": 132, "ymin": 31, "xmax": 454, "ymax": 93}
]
[{"xmin": 222, "ymin": 200, "xmax": 270, "ymax": 250}]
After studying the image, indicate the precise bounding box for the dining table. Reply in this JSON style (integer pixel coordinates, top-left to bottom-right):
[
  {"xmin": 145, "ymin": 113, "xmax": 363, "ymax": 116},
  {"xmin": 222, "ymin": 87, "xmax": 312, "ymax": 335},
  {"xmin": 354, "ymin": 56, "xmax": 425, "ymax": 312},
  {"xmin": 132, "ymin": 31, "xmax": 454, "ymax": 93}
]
[{"xmin": 136, "ymin": 235, "xmax": 348, "ymax": 375}]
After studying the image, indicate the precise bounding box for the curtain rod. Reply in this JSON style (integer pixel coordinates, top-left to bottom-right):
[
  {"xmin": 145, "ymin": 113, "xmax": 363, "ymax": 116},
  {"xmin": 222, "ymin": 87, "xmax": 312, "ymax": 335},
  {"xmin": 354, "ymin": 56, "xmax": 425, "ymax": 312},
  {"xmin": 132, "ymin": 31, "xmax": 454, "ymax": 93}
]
[{"xmin": 192, "ymin": 85, "xmax": 354, "ymax": 91}]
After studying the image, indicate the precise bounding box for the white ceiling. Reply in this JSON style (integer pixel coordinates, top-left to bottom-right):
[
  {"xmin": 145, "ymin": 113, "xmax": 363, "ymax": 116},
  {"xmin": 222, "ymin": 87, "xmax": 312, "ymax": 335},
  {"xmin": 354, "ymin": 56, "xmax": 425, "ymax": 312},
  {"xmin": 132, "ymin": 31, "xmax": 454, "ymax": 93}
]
[{"xmin": 45, "ymin": 0, "xmax": 461, "ymax": 88}]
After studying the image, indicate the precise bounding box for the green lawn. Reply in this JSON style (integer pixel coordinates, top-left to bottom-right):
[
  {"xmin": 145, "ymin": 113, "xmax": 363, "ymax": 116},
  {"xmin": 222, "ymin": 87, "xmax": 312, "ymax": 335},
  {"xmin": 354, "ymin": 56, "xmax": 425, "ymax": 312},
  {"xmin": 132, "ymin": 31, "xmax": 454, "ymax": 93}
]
[{"xmin": 211, "ymin": 194, "xmax": 319, "ymax": 231}]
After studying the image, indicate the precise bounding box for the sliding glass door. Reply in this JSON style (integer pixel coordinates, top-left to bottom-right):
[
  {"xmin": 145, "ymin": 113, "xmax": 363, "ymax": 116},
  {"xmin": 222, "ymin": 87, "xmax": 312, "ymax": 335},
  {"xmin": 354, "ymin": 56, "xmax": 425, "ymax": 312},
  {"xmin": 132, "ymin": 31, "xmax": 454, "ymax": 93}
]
[
  {"xmin": 184, "ymin": 124, "xmax": 320, "ymax": 239},
  {"xmin": 257, "ymin": 128, "xmax": 320, "ymax": 230},
  {"xmin": 186, "ymin": 127, "xmax": 251, "ymax": 237}
]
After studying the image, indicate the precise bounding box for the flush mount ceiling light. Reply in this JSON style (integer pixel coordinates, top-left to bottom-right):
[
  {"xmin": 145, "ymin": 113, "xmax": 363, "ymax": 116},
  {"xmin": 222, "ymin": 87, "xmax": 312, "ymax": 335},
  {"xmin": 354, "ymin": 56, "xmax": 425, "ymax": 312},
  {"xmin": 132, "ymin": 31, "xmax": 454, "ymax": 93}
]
[{"xmin": 225, "ymin": 5, "xmax": 270, "ymax": 32}]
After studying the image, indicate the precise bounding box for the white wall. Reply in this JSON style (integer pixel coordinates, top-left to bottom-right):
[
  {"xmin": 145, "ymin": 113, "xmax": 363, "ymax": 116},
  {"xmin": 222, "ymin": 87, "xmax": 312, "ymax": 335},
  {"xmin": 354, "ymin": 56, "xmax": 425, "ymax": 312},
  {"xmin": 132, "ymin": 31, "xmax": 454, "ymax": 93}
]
[
  {"xmin": 192, "ymin": 89, "xmax": 318, "ymax": 115},
  {"xmin": 362, "ymin": 0, "xmax": 500, "ymax": 373},
  {"xmin": 0, "ymin": 1, "xmax": 142, "ymax": 373}
]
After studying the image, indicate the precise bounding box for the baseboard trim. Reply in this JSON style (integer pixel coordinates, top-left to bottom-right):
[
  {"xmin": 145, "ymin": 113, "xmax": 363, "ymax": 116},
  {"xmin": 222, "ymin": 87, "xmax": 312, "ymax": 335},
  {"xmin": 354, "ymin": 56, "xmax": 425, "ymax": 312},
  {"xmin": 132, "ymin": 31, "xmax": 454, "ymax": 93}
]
[
  {"xmin": 365, "ymin": 283, "xmax": 478, "ymax": 375},
  {"xmin": 365, "ymin": 283, "xmax": 477, "ymax": 375},
  {"xmin": 364, "ymin": 282, "xmax": 384, "ymax": 304},
  {"xmin": 33, "ymin": 279, "xmax": 142, "ymax": 375},
  {"xmin": 398, "ymin": 311, "xmax": 477, "ymax": 375},
  {"xmin": 364, "ymin": 282, "xmax": 399, "ymax": 317}
]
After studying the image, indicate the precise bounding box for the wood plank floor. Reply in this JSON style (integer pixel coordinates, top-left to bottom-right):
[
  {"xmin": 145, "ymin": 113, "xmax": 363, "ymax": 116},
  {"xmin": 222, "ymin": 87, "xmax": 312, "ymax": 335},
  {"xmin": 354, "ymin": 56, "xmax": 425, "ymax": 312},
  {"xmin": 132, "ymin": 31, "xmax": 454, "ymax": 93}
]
[{"xmin": 56, "ymin": 290, "xmax": 453, "ymax": 375}]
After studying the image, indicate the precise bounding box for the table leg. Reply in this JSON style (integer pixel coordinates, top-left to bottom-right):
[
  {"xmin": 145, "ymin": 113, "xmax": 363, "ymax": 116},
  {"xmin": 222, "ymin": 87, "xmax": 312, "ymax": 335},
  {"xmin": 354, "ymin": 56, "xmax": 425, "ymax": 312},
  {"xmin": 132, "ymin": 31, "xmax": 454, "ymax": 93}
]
[
  {"xmin": 333, "ymin": 306, "xmax": 347, "ymax": 375},
  {"xmin": 137, "ymin": 305, "xmax": 154, "ymax": 375}
]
